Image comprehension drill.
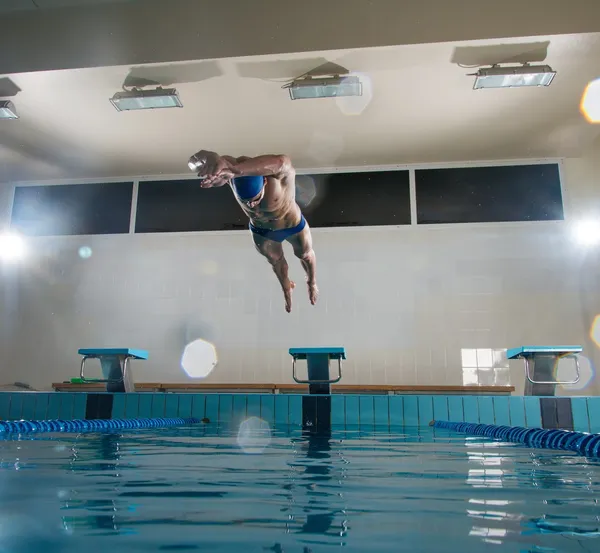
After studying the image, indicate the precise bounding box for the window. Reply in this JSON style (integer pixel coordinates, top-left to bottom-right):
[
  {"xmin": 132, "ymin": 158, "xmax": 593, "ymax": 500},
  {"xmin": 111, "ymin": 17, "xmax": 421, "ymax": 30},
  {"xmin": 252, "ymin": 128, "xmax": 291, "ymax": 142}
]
[
  {"xmin": 11, "ymin": 182, "xmax": 133, "ymax": 236},
  {"xmin": 135, "ymin": 171, "xmax": 411, "ymax": 233},
  {"xmin": 416, "ymin": 164, "xmax": 563, "ymax": 224},
  {"xmin": 300, "ymin": 170, "xmax": 411, "ymax": 227},
  {"xmin": 135, "ymin": 179, "xmax": 246, "ymax": 233},
  {"xmin": 461, "ymin": 348, "xmax": 510, "ymax": 386}
]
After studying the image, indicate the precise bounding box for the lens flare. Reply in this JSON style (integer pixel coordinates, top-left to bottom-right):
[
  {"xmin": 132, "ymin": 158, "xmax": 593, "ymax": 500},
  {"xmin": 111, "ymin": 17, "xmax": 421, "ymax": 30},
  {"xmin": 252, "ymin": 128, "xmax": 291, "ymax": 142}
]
[
  {"xmin": 557, "ymin": 354, "xmax": 595, "ymax": 392},
  {"xmin": 78, "ymin": 246, "xmax": 92, "ymax": 259},
  {"xmin": 580, "ymin": 78, "xmax": 600, "ymax": 123},
  {"xmin": 180, "ymin": 339, "xmax": 218, "ymax": 378},
  {"xmin": 572, "ymin": 219, "xmax": 600, "ymax": 247},
  {"xmin": 591, "ymin": 315, "xmax": 600, "ymax": 348},
  {"xmin": 295, "ymin": 175, "xmax": 317, "ymax": 208},
  {"xmin": 336, "ymin": 73, "xmax": 373, "ymax": 116},
  {"xmin": 306, "ymin": 130, "xmax": 344, "ymax": 166},
  {"xmin": 0, "ymin": 232, "xmax": 25, "ymax": 262},
  {"xmin": 237, "ymin": 417, "xmax": 272, "ymax": 454}
]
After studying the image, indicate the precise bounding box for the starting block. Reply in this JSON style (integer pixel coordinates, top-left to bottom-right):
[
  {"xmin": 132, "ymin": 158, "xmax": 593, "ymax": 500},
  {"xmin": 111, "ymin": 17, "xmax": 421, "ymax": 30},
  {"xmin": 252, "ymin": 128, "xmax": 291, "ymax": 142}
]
[
  {"xmin": 289, "ymin": 347, "xmax": 345, "ymax": 394},
  {"xmin": 78, "ymin": 348, "xmax": 148, "ymax": 393},
  {"xmin": 507, "ymin": 345, "xmax": 582, "ymax": 396}
]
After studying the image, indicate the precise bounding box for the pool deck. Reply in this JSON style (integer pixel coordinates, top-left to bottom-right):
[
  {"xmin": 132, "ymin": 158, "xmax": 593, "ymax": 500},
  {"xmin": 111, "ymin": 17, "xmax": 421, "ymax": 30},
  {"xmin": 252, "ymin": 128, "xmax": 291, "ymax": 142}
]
[{"xmin": 0, "ymin": 391, "xmax": 598, "ymax": 434}]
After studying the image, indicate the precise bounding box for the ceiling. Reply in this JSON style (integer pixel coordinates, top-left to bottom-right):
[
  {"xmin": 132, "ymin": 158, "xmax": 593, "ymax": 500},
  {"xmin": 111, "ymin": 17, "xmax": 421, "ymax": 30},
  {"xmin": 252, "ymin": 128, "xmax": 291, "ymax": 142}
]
[
  {"xmin": 1, "ymin": 32, "xmax": 600, "ymax": 183},
  {"xmin": 0, "ymin": 0, "xmax": 131, "ymax": 14}
]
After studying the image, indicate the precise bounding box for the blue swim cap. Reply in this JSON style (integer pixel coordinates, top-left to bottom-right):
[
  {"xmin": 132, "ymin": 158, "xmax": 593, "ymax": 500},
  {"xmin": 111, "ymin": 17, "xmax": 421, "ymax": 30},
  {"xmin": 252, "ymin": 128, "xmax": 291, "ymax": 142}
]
[{"xmin": 232, "ymin": 176, "xmax": 264, "ymax": 201}]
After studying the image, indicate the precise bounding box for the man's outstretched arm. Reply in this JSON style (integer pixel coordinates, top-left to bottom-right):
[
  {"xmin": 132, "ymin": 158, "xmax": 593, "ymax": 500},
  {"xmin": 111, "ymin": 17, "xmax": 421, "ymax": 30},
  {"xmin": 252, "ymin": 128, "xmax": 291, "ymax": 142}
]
[
  {"xmin": 227, "ymin": 155, "xmax": 294, "ymax": 181},
  {"xmin": 189, "ymin": 150, "xmax": 294, "ymax": 187}
]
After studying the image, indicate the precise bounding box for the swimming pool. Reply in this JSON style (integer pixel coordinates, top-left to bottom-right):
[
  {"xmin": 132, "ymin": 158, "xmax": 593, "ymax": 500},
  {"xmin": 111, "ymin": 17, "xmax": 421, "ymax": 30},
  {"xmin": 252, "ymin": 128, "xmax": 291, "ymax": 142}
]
[{"xmin": 1, "ymin": 424, "xmax": 598, "ymax": 552}]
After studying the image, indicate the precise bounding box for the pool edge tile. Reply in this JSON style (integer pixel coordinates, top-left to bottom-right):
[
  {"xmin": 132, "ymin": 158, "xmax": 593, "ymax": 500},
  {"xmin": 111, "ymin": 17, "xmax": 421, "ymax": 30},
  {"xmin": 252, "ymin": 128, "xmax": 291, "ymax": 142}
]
[
  {"xmin": 274, "ymin": 395, "xmax": 289, "ymax": 426},
  {"xmin": 571, "ymin": 397, "xmax": 590, "ymax": 433},
  {"xmin": 359, "ymin": 396, "xmax": 375, "ymax": 429},
  {"xmin": 508, "ymin": 397, "xmax": 525, "ymax": 427},
  {"xmin": 493, "ymin": 396, "xmax": 510, "ymax": 426},
  {"xmin": 374, "ymin": 395, "xmax": 389, "ymax": 429},
  {"xmin": 331, "ymin": 395, "xmax": 345, "ymax": 428},
  {"xmin": 478, "ymin": 396, "xmax": 495, "ymax": 425},
  {"xmin": 111, "ymin": 394, "xmax": 127, "ymax": 419},
  {"xmin": 524, "ymin": 397, "xmax": 542, "ymax": 428},
  {"xmin": 417, "ymin": 396, "xmax": 434, "ymax": 427},
  {"xmin": 389, "ymin": 396, "xmax": 404, "ymax": 427}
]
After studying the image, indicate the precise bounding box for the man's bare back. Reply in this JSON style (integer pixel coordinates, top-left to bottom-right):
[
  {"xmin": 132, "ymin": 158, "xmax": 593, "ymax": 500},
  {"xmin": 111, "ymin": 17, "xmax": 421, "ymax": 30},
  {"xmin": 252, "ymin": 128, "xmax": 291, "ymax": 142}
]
[{"xmin": 188, "ymin": 150, "xmax": 318, "ymax": 312}]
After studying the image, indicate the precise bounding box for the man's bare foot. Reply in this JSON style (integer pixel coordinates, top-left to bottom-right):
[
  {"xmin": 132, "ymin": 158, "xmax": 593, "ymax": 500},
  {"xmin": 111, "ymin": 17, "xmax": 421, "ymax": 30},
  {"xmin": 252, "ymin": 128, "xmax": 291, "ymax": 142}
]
[
  {"xmin": 307, "ymin": 281, "xmax": 319, "ymax": 306},
  {"xmin": 284, "ymin": 281, "xmax": 296, "ymax": 313}
]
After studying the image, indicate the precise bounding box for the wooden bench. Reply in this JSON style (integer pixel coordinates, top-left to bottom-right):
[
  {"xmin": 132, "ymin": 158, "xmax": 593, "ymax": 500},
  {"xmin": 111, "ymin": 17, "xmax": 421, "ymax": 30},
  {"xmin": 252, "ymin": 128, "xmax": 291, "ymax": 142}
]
[{"xmin": 52, "ymin": 382, "xmax": 515, "ymax": 395}]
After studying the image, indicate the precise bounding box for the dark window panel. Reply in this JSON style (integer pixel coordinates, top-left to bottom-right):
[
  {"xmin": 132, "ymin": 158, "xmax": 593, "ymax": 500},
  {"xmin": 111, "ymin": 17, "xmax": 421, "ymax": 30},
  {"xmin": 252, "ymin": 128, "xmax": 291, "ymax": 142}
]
[
  {"xmin": 416, "ymin": 164, "xmax": 563, "ymax": 224},
  {"xmin": 300, "ymin": 171, "xmax": 411, "ymax": 227},
  {"xmin": 136, "ymin": 172, "xmax": 411, "ymax": 233},
  {"xmin": 135, "ymin": 179, "xmax": 246, "ymax": 233},
  {"xmin": 11, "ymin": 182, "xmax": 133, "ymax": 236}
]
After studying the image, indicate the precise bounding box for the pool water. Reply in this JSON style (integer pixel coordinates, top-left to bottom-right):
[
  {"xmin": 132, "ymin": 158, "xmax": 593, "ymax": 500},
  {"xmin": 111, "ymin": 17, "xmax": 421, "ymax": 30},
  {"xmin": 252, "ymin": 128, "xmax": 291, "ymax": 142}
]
[{"xmin": 0, "ymin": 425, "xmax": 599, "ymax": 552}]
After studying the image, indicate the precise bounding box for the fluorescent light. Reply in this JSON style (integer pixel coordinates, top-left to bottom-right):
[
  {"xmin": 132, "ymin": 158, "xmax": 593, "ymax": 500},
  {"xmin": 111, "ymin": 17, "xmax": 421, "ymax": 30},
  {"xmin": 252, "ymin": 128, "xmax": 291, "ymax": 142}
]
[
  {"xmin": 0, "ymin": 100, "xmax": 18, "ymax": 120},
  {"xmin": 473, "ymin": 65, "xmax": 556, "ymax": 89},
  {"xmin": 288, "ymin": 76, "xmax": 362, "ymax": 100},
  {"xmin": 110, "ymin": 87, "xmax": 183, "ymax": 111}
]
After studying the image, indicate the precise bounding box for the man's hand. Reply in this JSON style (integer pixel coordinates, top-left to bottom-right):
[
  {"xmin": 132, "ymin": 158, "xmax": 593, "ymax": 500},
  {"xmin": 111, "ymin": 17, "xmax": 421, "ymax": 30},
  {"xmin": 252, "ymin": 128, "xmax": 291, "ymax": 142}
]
[{"xmin": 188, "ymin": 150, "xmax": 237, "ymax": 188}]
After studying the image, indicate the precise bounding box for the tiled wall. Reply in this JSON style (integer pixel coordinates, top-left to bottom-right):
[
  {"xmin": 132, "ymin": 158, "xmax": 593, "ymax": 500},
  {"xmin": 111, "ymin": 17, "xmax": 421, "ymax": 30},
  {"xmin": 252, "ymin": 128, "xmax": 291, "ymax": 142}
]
[
  {"xmin": 1, "ymin": 225, "xmax": 599, "ymax": 393},
  {"xmin": 1, "ymin": 154, "xmax": 599, "ymax": 393},
  {"xmin": 1, "ymin": 392, "xmax": 599, "ymax": 434}
]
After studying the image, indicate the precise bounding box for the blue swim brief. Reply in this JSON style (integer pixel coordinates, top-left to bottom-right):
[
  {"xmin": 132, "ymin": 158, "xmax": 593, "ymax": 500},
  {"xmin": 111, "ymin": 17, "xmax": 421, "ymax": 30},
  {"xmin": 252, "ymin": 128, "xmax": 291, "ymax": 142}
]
[{"xmin": 249, "ymin": 215, "xmax": 306, "ymax": 243}]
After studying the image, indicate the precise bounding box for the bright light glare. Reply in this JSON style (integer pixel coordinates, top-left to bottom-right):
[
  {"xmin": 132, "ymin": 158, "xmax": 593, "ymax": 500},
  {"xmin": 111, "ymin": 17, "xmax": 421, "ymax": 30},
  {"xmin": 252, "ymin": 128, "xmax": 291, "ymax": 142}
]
[
  {"xmin": 336, "ymin": 73, "xmax": 372, "ymax": 115},
  {"xmin": 0, "ymin": 233, "xmax": 26, "ymax": 261},
  {"xmin": 572, "ymin": 219, "xmax": 600, "ymax": 246},
  {"xmin": 180, "ymin": 339, "xmax": 218, "ymax": 378},
  {"xmin": 78, "ymin": 246, "xmax": 93, "ymax": 259},
  {"xmin": 557, "ymin": 354, "xmax": 595, "ymax": 392},
  {"xmin": 295, "ymin": 175, "xmax": 317, "ymax": 208},
  {"xmin": 591, "ymin": 315, "xmax": 600, "ymax": 348},
  {"xmin": 237, "ymin": 417, "xmax": 272, "ymax": 454},
  {"xmin": 580, "ymin": 78, "xmax": 600, "ymax": 123}
]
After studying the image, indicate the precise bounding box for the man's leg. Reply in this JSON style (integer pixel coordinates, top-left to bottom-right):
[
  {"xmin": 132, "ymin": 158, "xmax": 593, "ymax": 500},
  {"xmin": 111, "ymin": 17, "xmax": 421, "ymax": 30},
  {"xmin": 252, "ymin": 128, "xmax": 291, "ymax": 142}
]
[
  {"xmin": 252, "ymin": 234, "xmax": 295, "ymax": 313},
  {"xmin": 287, "ymin": 223, "xmax": 318, "ymax": 306}
]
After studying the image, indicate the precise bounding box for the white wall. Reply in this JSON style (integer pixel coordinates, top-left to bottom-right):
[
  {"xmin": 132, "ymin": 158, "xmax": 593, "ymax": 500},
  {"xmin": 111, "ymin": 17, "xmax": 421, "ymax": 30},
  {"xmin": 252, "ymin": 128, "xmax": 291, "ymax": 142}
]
[{"xmin": 1, "ymin": 151, "xmax": 599, "ymax": 395}]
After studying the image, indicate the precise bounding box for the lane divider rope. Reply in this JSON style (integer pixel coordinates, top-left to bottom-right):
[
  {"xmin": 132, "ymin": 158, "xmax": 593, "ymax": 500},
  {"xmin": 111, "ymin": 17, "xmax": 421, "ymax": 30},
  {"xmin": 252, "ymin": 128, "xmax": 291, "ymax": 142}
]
[
  {"xmin": 0, "ymin": 417, "xmax": 199, "ymax": 435},
  {"xmin": 431, "ymin": 420, "xmax": 600, "ymax": 458}
]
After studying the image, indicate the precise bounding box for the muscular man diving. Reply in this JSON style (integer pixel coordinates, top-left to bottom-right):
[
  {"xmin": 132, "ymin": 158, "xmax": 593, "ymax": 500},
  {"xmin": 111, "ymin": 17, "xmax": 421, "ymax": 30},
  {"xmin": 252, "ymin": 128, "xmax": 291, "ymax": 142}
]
[{"xmin": 188, "ymin": 150, "xmax": 318, "ymax": 313}]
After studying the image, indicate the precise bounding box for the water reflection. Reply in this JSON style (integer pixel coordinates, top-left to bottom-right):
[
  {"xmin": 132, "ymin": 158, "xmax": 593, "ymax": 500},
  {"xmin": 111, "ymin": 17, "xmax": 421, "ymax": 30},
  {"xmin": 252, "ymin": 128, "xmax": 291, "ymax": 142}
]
[
  {"xmin": 60, "ymin": 433, "xmax": 123, "ymax": 535},
  {"xmin": 285, "ymin": 432, "xmax": 348, "ymax": 547},
  {"xmin": 464, "ymin": 442, "xmax": 600, "ymax": 551},
  {"xmin": 0, "ymin": 426, "xmax": 599, "ymax": 551}
]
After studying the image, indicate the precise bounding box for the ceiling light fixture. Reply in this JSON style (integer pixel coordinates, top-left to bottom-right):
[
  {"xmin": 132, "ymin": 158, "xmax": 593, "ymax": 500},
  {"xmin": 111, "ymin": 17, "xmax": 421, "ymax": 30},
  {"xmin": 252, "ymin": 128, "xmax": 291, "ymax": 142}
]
[
  {"xmin": 110, "ymin": 87, "xmax": 183, "ymax": 112},
  {"xmin": 0, "ymin": 100, "xmax": 18, "ymax": 120},
  {"xmin": 285, "ymin": 75, "xmax": 362, "ymax": 100},
  {"xmin": 472, "ymin": 64, "xmax": 556, "ymax": 90}
]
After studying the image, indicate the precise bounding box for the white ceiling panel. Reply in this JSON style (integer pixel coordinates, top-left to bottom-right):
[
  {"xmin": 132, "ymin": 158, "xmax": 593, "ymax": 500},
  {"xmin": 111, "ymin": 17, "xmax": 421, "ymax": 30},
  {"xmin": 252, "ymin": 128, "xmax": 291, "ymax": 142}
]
[{"xmin": 1, "ymin": 33, "xmax": 599, "ymax": 183}]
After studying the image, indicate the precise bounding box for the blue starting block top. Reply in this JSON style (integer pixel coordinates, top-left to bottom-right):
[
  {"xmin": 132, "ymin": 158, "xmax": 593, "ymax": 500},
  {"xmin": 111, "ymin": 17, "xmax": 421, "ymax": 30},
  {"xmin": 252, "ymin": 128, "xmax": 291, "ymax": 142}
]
[
  {"xmin": 506, "ymin": 346, "xmax": 582, "ymax": 359},
  {"xmin": 289, "ymin": 347, "xmax": 346, "ymax": 360},
  {"xmin": 78, "ymin": 348, "xmax": 149, "ymax": 360}
]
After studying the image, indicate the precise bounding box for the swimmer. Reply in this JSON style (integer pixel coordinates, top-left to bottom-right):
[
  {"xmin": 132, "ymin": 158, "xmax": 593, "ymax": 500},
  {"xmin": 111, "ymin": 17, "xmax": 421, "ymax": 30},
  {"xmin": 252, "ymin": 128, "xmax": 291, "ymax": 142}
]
[{"xmin": 187, "ymin": 150, "xmax": 318, "ymax": 313}]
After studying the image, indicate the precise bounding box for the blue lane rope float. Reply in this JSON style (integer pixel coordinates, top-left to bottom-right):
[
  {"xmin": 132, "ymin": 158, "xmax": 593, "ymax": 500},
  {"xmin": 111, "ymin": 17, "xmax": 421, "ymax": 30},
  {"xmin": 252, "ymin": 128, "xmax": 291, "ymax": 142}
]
[
  {"xmin": 431, "ymin": 420, "xmax": 600, "ymax": 458},
  {"xmin": 0, "ymin": 417, "xmax": 200, "ymax": 435}
]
